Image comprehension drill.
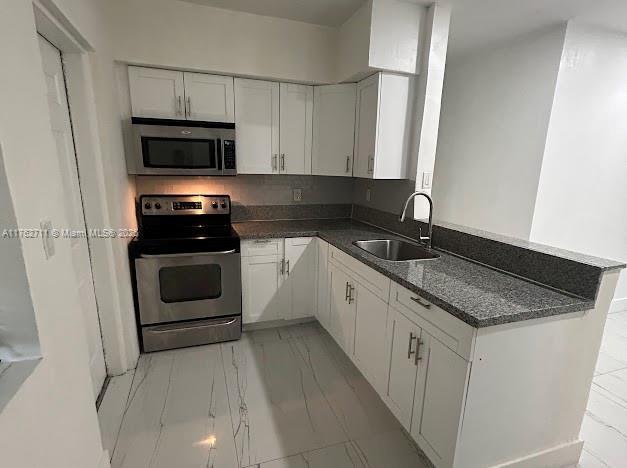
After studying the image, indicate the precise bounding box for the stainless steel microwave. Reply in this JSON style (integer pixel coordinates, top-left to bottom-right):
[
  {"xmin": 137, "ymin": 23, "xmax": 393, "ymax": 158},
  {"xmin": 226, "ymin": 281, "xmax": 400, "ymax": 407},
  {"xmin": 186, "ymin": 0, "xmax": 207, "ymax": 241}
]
[{"xmin": 127, "ymin": 118, "xmax": 236, "ymax": 176}]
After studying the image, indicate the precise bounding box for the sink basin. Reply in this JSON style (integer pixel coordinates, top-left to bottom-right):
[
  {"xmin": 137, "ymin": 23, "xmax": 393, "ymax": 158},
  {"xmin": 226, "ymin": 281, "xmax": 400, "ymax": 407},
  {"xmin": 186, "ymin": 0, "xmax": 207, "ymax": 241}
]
[{"xmin": 353, "ymin": 239, "xmax": 440, "ymax": 262}]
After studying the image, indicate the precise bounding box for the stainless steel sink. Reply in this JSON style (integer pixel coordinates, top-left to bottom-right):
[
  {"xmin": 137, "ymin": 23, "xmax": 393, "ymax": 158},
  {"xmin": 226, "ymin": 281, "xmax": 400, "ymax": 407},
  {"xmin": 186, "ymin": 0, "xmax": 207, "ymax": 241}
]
[{"xmin": 353, "ymin": 239, "xmax": 440, "ymax": 262}]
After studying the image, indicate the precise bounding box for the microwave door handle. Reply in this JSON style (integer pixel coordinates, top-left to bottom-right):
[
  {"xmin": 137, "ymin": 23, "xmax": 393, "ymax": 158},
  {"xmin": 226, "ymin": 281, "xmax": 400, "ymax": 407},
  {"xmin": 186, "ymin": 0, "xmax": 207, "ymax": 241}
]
[
  {"xmin": 140, "ymin": 250, "xmax": 237, "ymax": 258},
  {"xmin": 219, "ymin": 138, "xmax": 225, "ymax": 174}
]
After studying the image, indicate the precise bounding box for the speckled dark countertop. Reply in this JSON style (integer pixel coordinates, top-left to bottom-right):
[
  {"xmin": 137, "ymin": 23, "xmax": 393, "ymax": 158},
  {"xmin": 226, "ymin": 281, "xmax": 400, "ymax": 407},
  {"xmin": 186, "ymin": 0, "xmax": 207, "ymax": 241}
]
[{"xmin": 233, "ymin": 219, "xmax": 596, "ymax": 328}]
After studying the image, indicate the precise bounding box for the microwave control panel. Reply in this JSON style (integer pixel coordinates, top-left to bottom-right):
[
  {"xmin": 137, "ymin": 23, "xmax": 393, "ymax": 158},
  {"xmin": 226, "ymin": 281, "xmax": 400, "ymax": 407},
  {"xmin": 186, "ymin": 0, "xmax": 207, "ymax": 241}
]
[{"xmin": 223, "ymin": 140, "xmax": 236, "ymax": 170}]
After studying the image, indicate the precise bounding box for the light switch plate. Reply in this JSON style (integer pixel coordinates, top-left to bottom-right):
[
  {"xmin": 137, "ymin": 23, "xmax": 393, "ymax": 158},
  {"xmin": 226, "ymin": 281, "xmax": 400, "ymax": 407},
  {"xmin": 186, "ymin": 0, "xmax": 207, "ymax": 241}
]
[
  {"xmin": 422, "ymin": 172, "xmax": 433, "ymax": 189},
  {"xmin": 293, "ymin": 188, "xmax": 302, "ymax": 202},
  {"xmin": 40, "ymin": 219, "xmax": 55, "ymax": 259}
]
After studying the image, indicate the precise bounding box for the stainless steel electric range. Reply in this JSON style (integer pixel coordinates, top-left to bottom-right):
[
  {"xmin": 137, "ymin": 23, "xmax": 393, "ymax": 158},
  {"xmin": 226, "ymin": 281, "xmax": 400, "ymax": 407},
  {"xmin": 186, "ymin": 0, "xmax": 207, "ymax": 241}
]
[{"xmin": 129, "ymin": 194, "xmax": 241, "ymax": 352}]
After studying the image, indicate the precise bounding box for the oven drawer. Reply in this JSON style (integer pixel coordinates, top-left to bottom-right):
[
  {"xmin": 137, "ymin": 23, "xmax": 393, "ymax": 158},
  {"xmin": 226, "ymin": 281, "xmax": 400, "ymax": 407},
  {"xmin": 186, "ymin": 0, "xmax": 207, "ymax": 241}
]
[{"xmin": 142, "ymin": 315, "xmax": 241, "ymax": 352}]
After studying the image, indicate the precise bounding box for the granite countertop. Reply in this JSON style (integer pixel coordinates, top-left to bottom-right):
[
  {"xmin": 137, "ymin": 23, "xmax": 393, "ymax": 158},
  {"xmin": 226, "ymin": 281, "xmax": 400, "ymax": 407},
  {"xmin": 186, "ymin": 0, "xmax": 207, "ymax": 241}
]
[{"xmin": 233, "ymin": 219, "xmax": 596, "ymax": 328}]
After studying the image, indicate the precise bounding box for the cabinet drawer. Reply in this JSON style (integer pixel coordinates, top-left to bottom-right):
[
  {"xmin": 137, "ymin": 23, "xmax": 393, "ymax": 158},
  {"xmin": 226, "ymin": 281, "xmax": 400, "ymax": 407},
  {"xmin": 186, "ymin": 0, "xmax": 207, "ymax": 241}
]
[
  {"xmin": 329, "ymin": 245, "xmax": 390, "ymax": 302},
  {"xmin": 241, "ymin": 239, "xmax": 283, "ymax": 257},
  {"xmin": 391, "ymin": 282, "xmax": 476, "ymax": 361}
]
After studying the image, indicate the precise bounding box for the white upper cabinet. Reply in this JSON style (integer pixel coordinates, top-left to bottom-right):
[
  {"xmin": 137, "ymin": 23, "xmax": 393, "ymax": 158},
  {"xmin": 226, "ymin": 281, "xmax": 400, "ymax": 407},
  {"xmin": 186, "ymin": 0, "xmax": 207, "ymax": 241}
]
[
  {"xmin": 128, "ymin": 66, "xmax": 185, "ymax": 119},
  {"xmin": 279, "ymin": 83, "xmax": 313, "ymax": 175},
  {"xmin": 354, "ymin": 74, "xmax": 379, "ymax": 178},
  {"xmin": 312, "ymin": 84, "xmax": 357, "ymax": 177},
  {"xmin": 354, "ymin": 72, "xmax": 416, "ymax": 180},
  {"xmin": 128, "ymin": 66, "xmax": 234, "ymax": 122},
  {"xmin": 235, "ymin": 78, "xmax": 280, "ymax": 174},
  {"xmin": 183, "ymin": 72, "xmax": 234, "ymax": 122}
]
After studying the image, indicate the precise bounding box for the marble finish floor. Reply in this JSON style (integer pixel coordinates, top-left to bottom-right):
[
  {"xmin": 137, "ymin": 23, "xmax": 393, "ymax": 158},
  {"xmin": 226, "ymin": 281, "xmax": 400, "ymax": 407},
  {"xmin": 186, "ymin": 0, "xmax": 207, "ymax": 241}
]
[
  {"xmin": 579, "ymin": 310, "xmax": 627, "ymax": 467},
  {"xmin": 99, "ymin": 322, "xmax": 431, "ymax": 468}
]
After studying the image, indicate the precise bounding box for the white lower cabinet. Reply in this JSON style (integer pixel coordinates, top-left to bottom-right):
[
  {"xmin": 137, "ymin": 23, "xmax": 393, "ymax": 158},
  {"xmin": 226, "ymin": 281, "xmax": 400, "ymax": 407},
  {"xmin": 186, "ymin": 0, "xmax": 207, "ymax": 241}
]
[
  {"xmin": 284, "ymin": 237, "xmax": 317, "ymax": 320},
  {"xmin": 327, "ymin": 262, "xmax": 357, "ymax": 354},
  {"xmin": 353, "ymin": 283, "xmax": 390, "ymax": 395},
  {"xmin": 241, "ymin": 238, "xmax": 471, "ymax": 467},
  {"xmin": 385, "ymin": 307, "xmax": 423, "ymax": 429},
  {"xmin": 411, "ymin": 333, "xmax": 469, "ymax": 468},
  {"xmin": 241, "ymin": 237, "xmax": 316, "ymax": 324},
  {"xmin": 241, "ymin": 253, "xmax": 287, "ymax": 323},
  {"xmin": 315, "ymin": 239, "xmax": 330, "ymax": 330}
]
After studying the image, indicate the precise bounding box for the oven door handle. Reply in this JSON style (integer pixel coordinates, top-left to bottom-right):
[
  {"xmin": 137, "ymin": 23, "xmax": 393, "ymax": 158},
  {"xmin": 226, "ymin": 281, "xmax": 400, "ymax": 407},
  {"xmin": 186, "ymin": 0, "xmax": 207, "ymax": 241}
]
[{"xmin": 140, "ymin": 249, "xmax": 237, "ymax": 258}]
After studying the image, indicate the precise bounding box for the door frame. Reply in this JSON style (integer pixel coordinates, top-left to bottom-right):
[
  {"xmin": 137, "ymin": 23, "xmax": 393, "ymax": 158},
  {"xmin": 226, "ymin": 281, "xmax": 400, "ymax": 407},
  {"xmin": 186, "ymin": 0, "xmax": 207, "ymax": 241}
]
[{"xmin": 33, "ymin": 1, "xmax": 139, "ymax": 374}]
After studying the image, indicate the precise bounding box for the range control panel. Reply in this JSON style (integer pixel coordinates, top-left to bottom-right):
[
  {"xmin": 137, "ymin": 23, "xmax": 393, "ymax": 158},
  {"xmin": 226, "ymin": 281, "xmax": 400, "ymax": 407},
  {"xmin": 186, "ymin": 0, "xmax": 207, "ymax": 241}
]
[{"xmin": 141, "ymin": 195, "xmax": 230, "ymax": 215}]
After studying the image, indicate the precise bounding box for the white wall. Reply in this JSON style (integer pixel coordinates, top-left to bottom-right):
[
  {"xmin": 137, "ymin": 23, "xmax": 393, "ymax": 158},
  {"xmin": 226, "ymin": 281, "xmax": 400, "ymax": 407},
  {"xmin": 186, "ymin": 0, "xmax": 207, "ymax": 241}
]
[
  {"xmin": 530, "ymin": 23, "xmax": 627, "ymax": 311},
  {"xmin": 432, "ymin": 26, "xmax": 566, "ymax": 238},
  {"xmin": 0, "ymin": 147, "xmax": 39, "ymax": 361},
  {"xmin": 107, "ymin": 0, "xmax": 337, "ymax": 84},
  {"xmin": 0, "ymin": 1, "xmax": 108, "ymax": 466},
  {"xmin": 337, "ymin": 0, "xmax": 372, "ymax": 82}
]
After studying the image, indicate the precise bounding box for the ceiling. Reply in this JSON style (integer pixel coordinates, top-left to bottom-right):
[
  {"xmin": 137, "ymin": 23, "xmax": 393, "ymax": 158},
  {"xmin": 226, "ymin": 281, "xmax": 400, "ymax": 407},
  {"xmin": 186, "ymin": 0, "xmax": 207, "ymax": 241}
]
[
  {"xmin": 178, "ymin": 0, "xmax": 627, "ymax": 54},
  {"xmin": 181, "ymin": 0, "xmax": 367, "ymax": 27},
  {"xmin": 447, "ymin": 0, "xmax": 627, "ymax": 56}
]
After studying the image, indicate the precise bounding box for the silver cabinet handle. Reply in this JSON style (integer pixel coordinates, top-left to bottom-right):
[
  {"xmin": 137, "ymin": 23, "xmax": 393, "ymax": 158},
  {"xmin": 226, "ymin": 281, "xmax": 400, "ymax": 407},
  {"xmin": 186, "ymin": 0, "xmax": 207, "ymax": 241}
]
[
  {"xmin": 410, "ymin": 296, "xmax": 432, "ymax": 309},
  {"xmin": 186, "ymin": 96, "xmax": 191, "ymax": 117},
  {"xmin": 280, "ymin": 258, "xmax": 285, "ymax": 275},
  {"xmin": 367, "ymin": 155, "xmax": 374, "ymax": 173},
  {"xmin": 280, "ymin": 153, "xmax": 286, "ymax": 171},
  {"xmin": 272, "ymin": 154, "xmax": 278, "ymax": 172},
  {"xmin": 253, "ymin": 239, "xmax": 272, "ymax": 244},
  {"xmin": 346, "ymin": 156, "xmax": 351, "ymax": 173},
  {"xmin": 345, "ymin": 281, "xmax": 350, "ymax": 301},
  {"xmin": 407, "ymin": 332, "xmax": 417, "ymax": 359},
  {"xmin": 348, "ymin": 284, "xmax": 355, "ymax": 304},
  {"xmin": 176, "ymin": 96, "xmax": 183, "ymax": 116},
  {"xmin": 286, "ymin": 259, "xmax": 290, "ymax": 275},
  {"xmin": 140, "ymin": 249, "xmax": 236, "ymax": 258},
  {"xmin": 415, "ymin": 339, "xmax": 424, "ymax": 365}
]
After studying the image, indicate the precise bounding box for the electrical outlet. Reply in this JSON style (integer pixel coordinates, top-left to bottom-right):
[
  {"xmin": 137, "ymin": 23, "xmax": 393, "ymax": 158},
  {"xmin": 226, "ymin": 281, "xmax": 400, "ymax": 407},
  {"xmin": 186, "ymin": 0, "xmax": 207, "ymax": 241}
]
[
  {"xmin": 293, "ymin": 188, "xmax": 302, "ymax": 202},
  {"xmin": 366, "ymin": 188, "xmax": 371, "ymax": 202}
]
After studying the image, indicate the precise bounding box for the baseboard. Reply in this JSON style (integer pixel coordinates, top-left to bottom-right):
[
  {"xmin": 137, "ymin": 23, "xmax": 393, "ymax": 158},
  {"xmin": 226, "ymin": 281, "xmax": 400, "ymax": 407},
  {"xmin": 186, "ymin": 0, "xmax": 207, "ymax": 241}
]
[
  {"xmin": 492, "ymin": 440, "xmax": 583, "ymax": 468},
  {"xmin": 609, "ymin": 297, "xmax": 627, "ymax": 314},
  {"xmin": 242, "ymin": 316, "xmax": 316, "ymax": 332},
  {"xmin": 98, "ymin": 449, "xmax": 111, "ymax": 468}
]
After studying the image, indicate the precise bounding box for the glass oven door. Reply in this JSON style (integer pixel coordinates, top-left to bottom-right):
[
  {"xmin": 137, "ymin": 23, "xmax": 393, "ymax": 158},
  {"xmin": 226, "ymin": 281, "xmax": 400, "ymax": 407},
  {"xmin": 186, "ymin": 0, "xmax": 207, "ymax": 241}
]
[{"xmin": 135, "ymin": 251, "xmax": 241, "ymax": 325}]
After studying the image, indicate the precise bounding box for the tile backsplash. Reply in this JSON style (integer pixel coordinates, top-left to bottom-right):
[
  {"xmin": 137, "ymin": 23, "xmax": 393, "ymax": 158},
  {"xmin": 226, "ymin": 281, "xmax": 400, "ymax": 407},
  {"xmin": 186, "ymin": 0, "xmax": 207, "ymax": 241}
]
[{"xmin": 135, "ymin": 175, "xmax": 354, "ymax": 206}]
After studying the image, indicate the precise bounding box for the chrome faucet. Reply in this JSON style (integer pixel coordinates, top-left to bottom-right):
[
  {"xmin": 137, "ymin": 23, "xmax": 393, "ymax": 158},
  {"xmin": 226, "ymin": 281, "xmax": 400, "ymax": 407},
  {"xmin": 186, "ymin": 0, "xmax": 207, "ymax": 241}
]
[{"xmin": 399, "ymin": 191, "xmax": 434, "ymax": 249}]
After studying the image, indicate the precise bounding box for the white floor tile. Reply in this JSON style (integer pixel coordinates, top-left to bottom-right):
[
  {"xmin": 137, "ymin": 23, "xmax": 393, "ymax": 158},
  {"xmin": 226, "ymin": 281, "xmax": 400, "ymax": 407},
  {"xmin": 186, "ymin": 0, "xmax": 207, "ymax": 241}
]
[
  {"xmin": 351, "ymin": 430, "xmax": 431, "ymax": 468},
  {"xmin": 581, "ymin": 413, "xmax": 627, "ymax": 467},
  {"xmin": 577, "ymin": 449, "xmax": 610, "ymax": 467},
  {"xmin": 111, "ymin": 345, "xmax": 238, "ymax": 468},
  {"xmin": 594, "ymin": 369, "xmax": 627, "ymax": 406},
  {"xmin": 248, "ymin": 442, "xmax": 366, "ymax": 468},
  {"xmin": 99, "ymin": 324, "xmax": 433, "ymax": 468},
  {"xmin": 222, "ymin": 335, "xmax": 348, "ymax": 467},
  {"xmin": 97, "ymin": 371, "xmax": 135, "ymax": 457}
]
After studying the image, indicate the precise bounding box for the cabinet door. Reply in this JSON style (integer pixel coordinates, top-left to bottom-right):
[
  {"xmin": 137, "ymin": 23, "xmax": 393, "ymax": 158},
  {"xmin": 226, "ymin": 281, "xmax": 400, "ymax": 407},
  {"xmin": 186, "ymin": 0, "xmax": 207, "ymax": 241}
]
[
  {"xmin": 128, "ymin": 66, "xmax": 184, "ymax": 119},
  {"xmin": 385, "ymin": 307, "xmax": 421, "ymax": 429},
  {"xmin": 311, "ymin": 84, "xmax": 356, "ymax": 177},
  {"xmin": 316, "ymin": 239, "xmax": 330, "ymax": 330},
  {"xmin": 328, "ymin": 263, "xmax": 356, "ymax": 354},
  {"xmin": 235, "ymin": 78, "xmax": 280, "ymax": 174},
  {"xmin": 183, "ymin": 72, "xmax": 234, "ymax": 122},
  {"xmin": 353, "ymin": 283, "xmax": 390, "ymax": 395},
  {"xmin": 241, "ymin": 254, "xmax": 286, "ymax": 323},
  {"xmin": 411, "ymin": 334, "xmax": 469, "ymax": 467},
  {"xmin": 284, "ymin": 237, "xmax": 317, "ymax": 320},
  {"xmin": 354, "ymin": 74, "xmax": 379, "ymax": 179},
  {"xmin": 279, "ymin": 83, "xmax": 313, "ymax": 175}
]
